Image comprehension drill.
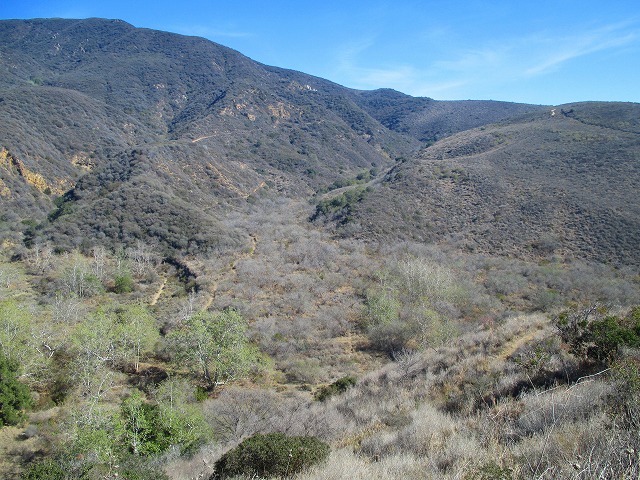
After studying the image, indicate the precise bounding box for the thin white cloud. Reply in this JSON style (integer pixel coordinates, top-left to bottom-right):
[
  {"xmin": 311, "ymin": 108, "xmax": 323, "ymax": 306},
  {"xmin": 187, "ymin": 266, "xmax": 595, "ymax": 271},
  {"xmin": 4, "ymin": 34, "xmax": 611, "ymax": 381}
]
[
  {"xmin": 432, "ymin": 21, "xmax": 639, "ymax": 81},
  {"xmin": 330, "ymin": 18, "xmax": 640, "ymax": 101},
  {"xmin": 336, "ymin": 38, "xmax": 376, "ymax": 66},
  {"xmin": 434, "ymin": 46, "xmax": 507, "ymax": 72},
  {"xmin": 334, "ymin": 35, "xmax": 488, "ymax": 97},
  {"xmin": 428, "ymin": 21, "xmax": 640, "ymax": 99},
  {"xmin": 357, "ymin": 65, "xmax": 417, "ymax": 86},
  {"xmin": 335, "ymin": 38, "xmax": 404, "ymax": 88},
  {"xmin": 410, "ymin": 80, "xmax": 469, "ymax": 98},
  {"xmin": 524, "ymin": 24, "xmax": 638, "ymax": 76}
]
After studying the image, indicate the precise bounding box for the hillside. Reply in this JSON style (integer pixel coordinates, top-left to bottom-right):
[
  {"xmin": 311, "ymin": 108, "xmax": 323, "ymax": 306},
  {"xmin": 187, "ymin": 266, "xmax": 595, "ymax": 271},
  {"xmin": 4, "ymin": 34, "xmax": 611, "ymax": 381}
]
[
  {"xmin": 1, "ymin": 16, "xmax": 640, "ymax": 480},
  {"xmin": 314, "ymin": 102, "xmax": 640, "ymax": 266},
  {"xmin": 0, "ymin": 18, "xmax": 404, "ymax": 248},
  {"xmin": 0, "ymin": 18, "xmax": 544, "ymax": 254}
]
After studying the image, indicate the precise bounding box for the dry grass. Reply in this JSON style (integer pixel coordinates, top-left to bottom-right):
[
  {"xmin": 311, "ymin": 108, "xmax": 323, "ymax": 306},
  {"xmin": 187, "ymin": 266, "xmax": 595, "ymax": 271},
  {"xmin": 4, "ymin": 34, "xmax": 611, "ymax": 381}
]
[{"xmin": 298, "ymin": 449, "xmax": 430, "ymax": 480}]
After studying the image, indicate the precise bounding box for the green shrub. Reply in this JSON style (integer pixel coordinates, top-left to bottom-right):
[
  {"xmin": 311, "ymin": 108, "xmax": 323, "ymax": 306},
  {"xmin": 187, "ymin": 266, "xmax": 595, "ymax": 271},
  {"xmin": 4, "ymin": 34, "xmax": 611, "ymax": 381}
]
[
  {"xmin": 466, "ymin": 461, "xmax": 513, "ymax": 480},
  {"xmin": 21, "ymin": 458, "xmax": 69, "ymax": 480},
  {"xmin": 113, "ymin": 271, "xmax": 135, "ymax": 293},
  {"xmin": 195, "ymin": 385, "xmax": 209, "ymax": 402},
  {"xmin": 610, "ymin": 359, "xmax": 640, "ymax": 431},
  {"xmin": 114, "ymin": 454, "xmax": 171, "ymax": 480},
  {"xmin": 556, "ymin": 305, "xmax": 640, "ymax": 364},
  {"xmin": 212, "ymin": 432, "xmax": 330, "ymax": 479},
  {"xmin": 0, "ymin": 351, "xmax": 32, "ymax": 426},
  {"xmin": 21, "ymin": 454, "xmax": 170, "ymax": 480},
  {"xmin": 310, "ymin": 186, "xmax": 369, "ymax": 223},
  {"xmin": 314, "ymin": 375, "xmax": 357, "ymax": 401}
]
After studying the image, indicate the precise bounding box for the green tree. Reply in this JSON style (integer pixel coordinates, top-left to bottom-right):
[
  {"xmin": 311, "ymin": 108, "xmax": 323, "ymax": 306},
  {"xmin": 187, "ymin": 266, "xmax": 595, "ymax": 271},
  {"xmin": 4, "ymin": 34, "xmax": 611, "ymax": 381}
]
[
  {"xmin": 72, "ymin": 309, "xmax": 118, "ymax": 365},
  {"xmin": 113, "ymin": 271, "xmax": 135, "ymax": 293},
  {"xmin": 154, "ymin": 378, "xmax": 211, "ymax": 452},
  {"xmin": 0, "ymin": 299, "xmax": 50, "ymax": 383},
  {"xmin": 0, "ymin": 351, "xmax": 32, "ymax": 426},
  {"xmin": 121, "ymin": 385, "xmax": 210, "ymax": 456},
  {"xmin": 114, "ymin": 304, "xmax": 159, "ymax": 372},
  {"xmin": 60, "ymin": 251, "xmax": 103, "ymax": 298},
  {"xmin": 0, "ymin": 299, "xmax": 32, "ymax": 367},
  {"xmin": 362, "ymin": 258, "xmax": 472, "ymax": 353},
  {"xmin": 59, "ymin": 403, "xmax": 126, "ymax": 477},
  {"xmin": 363, "ymin": 291, "xmax": 400, "ymax": 327},
  {"xmin": 363, "ymin": 291, "xmax": 415, "ymax": 353},
  {"xmin": 121, "ymin": 390, "xmax": 165, "ymax": 455},
  {"xmin": 70, "ymin": 309, "xmax": 120, "ymax": 399},
  {"xmin": 167, "ymin": 309, "xmax": 260, "ymax": 389}
]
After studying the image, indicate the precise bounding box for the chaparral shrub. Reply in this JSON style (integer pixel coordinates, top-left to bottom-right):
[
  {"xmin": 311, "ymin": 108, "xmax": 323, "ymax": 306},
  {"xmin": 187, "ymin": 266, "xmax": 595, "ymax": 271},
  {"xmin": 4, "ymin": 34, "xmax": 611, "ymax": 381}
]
[{"xmin": 212, "ymin": 432, "xmax": 330, "ymax": 479}]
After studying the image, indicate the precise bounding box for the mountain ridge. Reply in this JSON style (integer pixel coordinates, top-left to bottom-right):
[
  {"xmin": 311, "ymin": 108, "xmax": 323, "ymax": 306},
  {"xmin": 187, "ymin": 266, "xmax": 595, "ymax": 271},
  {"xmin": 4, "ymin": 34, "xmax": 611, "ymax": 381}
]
[
  {"xmin": 1, "ymin": 18, "xmax": 636, "ymax": 268},
  {"xmin": 0, "ymin": 17, "xmax": 546, "ymax": 255}
]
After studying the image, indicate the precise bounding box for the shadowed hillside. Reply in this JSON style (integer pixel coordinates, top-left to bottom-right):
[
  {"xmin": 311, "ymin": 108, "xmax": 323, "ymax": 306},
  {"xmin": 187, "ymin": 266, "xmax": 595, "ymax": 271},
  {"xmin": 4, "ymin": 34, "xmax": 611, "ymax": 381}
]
[{"xmin": 350, "ymin": 88, "xmax": 546, "ymax": 143}]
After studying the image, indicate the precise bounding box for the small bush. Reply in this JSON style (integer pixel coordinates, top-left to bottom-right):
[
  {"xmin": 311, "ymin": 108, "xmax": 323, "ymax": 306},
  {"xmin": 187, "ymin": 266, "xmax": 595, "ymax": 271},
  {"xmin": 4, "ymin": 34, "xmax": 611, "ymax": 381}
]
[
  {"xmin": 113, "ymin": 271, "xmax": 135, "ymax": 293},
  {"xmin": 610, "ymin": 359, "xmax": 640, "ymax": 431},
  {"xmin": 21, "ymin": 458, "xmax": 69, "ymax": 480},
  {"xmin": 21, "ymin": 454, "xmax": 170, "ymax": 480},
  {"xmin": 466, "ymin": 461, "xmax": 513, "ymax": 480},
  {"xmin": 212, "ymin": 432, "xmax": 330, "ymax": 479},
  {"xmin": 314, "ymin": 376, "xmax": 356, "ymax": 401},
  {"xmin": 115, "ymin": 454, "xmax": 171, "ymax": 480}
]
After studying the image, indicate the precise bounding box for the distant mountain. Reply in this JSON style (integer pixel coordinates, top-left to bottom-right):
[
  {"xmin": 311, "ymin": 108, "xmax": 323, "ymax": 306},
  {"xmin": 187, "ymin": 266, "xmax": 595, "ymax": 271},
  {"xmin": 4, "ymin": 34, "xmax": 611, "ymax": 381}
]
[
  {"xmin": 350, "ymin": 88, "xmax": 543, "ymax": 143},
  {"xmin": 314, "ymin": 102, "xmax": 640, "ymax": 266},
  {"xmin": 9, "ymin": 18, "xmax": 624, "ymax": 262}
]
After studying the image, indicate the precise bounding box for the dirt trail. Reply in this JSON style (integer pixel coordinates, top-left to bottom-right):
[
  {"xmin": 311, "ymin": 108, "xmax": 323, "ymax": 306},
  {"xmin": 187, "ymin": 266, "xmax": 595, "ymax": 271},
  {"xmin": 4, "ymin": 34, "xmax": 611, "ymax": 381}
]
[
  {"xmin": 149, "ymin": 276, "xmax": 167, "ymax": 306},
  {"xmin": 494, "ymin": 314, "xmax": 550, "ymax": 363},
  {"xmin": 497, "ymin": 327, "xmax": 545, "ymax": 361},
  {"xmin": 191, "ymin": 134, "xmax": 216, "ymax": 143}
]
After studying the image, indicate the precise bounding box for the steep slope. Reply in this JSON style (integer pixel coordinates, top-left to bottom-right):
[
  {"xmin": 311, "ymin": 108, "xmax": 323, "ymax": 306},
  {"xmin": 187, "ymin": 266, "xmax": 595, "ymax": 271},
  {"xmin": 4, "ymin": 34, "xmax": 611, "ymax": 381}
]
[
  {"xmin": 0, "ymin": 18, "xmax": 416, "ymax": 250},
  {"xmin": 314, "ymin": 102, "xmax": 640, "ymax": 266}
]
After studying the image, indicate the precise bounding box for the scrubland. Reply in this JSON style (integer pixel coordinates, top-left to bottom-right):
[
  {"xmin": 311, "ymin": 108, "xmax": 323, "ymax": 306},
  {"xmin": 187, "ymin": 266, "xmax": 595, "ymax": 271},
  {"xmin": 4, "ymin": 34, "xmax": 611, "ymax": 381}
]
[{"xmin": 1, "ymin": 200, "xmax": 638, "ymax": 479}]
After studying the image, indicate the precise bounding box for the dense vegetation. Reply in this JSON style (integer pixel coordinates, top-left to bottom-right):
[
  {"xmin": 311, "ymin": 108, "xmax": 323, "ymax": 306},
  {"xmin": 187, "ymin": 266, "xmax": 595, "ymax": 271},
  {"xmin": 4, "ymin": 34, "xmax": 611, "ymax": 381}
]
[
  {"xmin": 0, "ymin": 17, "xmax": 639, "ymax": 480},
  {"xmin": 1, "ymin": 207, "xmax": 639, "ymax": 478},
  {"xmin": 212, "ymin": 432, "xmax": 330, "ymax": 479}
]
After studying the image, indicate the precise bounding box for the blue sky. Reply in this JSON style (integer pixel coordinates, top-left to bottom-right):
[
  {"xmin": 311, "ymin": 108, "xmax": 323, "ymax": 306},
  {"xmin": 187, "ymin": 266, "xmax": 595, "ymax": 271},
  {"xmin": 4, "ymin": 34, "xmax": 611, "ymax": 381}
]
[{"xmin": 2, "ymin": 1, "xmax": 639, "ymax": 105}]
